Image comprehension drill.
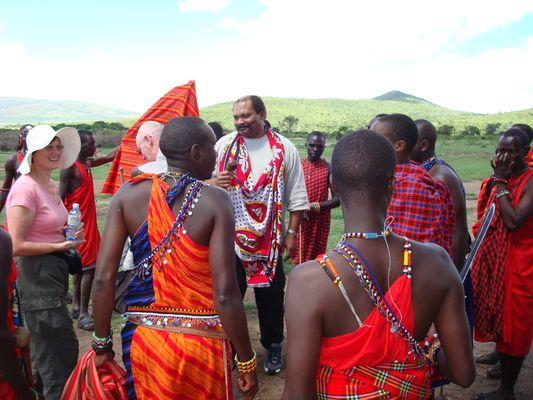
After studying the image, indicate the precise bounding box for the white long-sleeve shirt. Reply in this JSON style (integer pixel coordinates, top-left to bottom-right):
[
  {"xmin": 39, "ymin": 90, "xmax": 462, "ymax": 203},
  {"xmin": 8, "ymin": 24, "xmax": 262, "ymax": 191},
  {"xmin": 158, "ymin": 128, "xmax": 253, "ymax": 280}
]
[{"xmin": 215, "ymin": 132, "xmax": 308, "ymax": 214}]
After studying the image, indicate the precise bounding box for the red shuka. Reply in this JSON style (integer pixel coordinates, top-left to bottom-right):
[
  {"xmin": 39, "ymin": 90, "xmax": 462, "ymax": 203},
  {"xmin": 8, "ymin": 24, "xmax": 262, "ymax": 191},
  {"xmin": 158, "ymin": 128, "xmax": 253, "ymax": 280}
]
[
  {"xmin": 387, "ymin": 162, "xmax": 455, "ymax": 254},
  {"xmin": 64, "ymin": 161, "xmax": 100, "ymax": 268},
  {"xmin": 527, "ymin": 147, "xmax": 533, "ymax": 168},
  {"xmin": 472, "ymin": 168, "xmax": 533, "ymax": 356},
  {"xmin": 293, "ymin": 158, "xmax": 331, "ymax": 265}
]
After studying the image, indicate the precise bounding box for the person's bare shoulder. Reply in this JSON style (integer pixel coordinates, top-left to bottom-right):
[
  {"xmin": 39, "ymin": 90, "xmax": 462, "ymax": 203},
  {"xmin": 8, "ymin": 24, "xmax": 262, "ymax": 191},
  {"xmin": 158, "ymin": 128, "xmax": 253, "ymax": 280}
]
[
  {"xmin": 200, "ymin": 183, "xmax": 233, "ymax": 209},
  {"xmin": 289, "ymin": 259, "xmax": 330, "ymax": 297},
  {"xmin": 4, "ymin": 154, "xmax": 18, "ymax": 172},
  {"xmin": 411, "ymin": 240, "xmax": 459, "ymax": 290},
  {"xmin": 432, "ymin": 165, "xmax": 463, "ymax": 195}
]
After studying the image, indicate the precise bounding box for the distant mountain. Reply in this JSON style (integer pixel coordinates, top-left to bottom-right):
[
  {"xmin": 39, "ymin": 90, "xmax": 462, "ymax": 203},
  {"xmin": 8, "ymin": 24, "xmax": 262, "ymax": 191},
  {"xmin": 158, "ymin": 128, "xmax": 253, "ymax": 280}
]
[
  {"xmin": 0, "ymin": 97, "xmax": 138, "ymax": 125},
  {"xmin": 373, "ymin": 90, "xmax": 434, "ymax": 105},
  {"xmin": 200, "ymin": 96, "xmax": 533, "ymax": 133}
]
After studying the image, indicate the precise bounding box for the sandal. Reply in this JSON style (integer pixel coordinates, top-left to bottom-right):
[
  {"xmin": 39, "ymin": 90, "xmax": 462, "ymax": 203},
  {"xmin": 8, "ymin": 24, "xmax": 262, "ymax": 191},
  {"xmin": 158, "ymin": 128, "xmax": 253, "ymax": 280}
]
[
  {"xmin": 476, "ymin": 350, "xmax": 500, "ymax": 365},
  {"xmin": 77, "ymin": 315, "xmax": 95, "ymax": 331},
  {"xmin": 486, "ymin": 361, "xmax": 502, "ymax": 380}
]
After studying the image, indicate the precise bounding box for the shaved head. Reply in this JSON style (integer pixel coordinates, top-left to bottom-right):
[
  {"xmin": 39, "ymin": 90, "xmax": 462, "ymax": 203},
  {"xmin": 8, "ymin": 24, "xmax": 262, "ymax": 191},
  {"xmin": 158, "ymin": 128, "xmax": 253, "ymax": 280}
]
[
  {"xmin": 159, "ymin": 117, "xmax": 217, "ymax": 180},
  {"xmin": 511, "ymin": 123, "xmax": 532, "ymax": 145},
  {"xmin": 135, "ymin": 120, "xmax": 164, "ymax": 161},
  {"xmin": 136, "ymin": 121, "xmax": 164, "ymax": 146},
  {"xmin": 332, "ymin": 129, "xmax": 396, "ymax": 203},
  {"xmin": 411, "ymin": 119, "xmax": 437, "ymax": 163}
]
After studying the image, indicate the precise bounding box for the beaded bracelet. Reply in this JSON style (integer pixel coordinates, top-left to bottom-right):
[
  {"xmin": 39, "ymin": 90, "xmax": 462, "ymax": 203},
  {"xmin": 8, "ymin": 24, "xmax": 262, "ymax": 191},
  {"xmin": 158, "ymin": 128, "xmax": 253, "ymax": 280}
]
[
  {"xmin": 310, "ymin": 202, "xmax": 321, "ymax": 212},
  {"xmin": 496, "ymin": 189, "xmax": 510, "ymax": 199},
  {"xmin": 234, "ymin": 351, "xmax": 257, "ymax": 374},
  {"xmin": 492, "ymin": 178, "xmax": 508, "ymax": 185},
  {"xmin": 92, "ymin": 332, "xmax": 113, "ymax": 355}
]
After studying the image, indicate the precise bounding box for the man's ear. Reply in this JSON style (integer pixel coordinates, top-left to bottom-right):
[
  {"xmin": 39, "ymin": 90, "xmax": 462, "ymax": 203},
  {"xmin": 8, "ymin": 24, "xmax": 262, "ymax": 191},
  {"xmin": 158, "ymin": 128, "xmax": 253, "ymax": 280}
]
[
  {"xmin": 395, "ymin": 140, "xmax": 407, "ymax": 154},
  {"xmin": 420, "ymin": 139, "xmax": 430, "ymax": 152},
  {"xmin": 190, "ymin": 143, "xmax": 202, "ymax": 162}
]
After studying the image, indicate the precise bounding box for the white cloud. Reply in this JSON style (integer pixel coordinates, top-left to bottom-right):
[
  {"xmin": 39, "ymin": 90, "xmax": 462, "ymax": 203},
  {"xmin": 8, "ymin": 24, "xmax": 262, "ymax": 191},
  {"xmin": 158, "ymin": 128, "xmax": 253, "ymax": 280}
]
[
  {"xmin": 177, "ymin": 0, "xmax": 230, "ymax": 12},
  {"xmin": 1, "ymin": 2, "xmax": 532, "ymax": 114}
]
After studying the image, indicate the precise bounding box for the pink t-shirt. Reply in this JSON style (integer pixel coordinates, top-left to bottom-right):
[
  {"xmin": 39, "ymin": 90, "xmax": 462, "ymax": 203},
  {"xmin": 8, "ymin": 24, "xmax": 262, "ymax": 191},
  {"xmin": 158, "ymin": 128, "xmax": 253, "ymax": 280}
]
[{"xmin": 6, "ymin": 175, "xmax": 68, "ymax": 243}]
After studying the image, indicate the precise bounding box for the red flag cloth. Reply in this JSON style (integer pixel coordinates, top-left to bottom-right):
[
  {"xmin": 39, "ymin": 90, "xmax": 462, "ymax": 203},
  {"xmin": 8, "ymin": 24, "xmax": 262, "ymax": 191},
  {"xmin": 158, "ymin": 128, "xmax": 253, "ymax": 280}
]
[
  {"xmin": 61, "ymin": 350, "xmax": 127, "ymax": 400},
  {"xmin": 101, "ymin": 81, "xmax": 199, "ymax": 195}
]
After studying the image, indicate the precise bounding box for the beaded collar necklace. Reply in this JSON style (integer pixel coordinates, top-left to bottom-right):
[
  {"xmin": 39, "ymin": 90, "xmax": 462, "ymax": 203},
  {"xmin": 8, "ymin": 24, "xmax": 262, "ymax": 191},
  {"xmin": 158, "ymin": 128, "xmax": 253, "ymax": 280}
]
[
  {"xmin": 135, "ymin": 174, "xmax": 205, "ymax": 278},
  {"xmin": 341, "ymin": 229, "xmax": 390, "ymax": 241},
  {"xmin": 334, "ymin": 240, "xmax": 423, "ymax": 356}
]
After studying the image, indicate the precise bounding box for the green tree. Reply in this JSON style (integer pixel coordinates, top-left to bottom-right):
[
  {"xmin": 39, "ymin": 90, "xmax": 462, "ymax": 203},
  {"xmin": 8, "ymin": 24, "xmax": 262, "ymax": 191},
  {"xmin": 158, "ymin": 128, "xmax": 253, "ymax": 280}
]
[
  {"xmin": 485, "ymin": 123, "xmax": 501, "ymax": 136},
  {"xmin": 461, "ymin": 125, "xmax": 481, "ymax": 136},
  {"xmin": 437, "ymin": 124, "xmax": 455, "ymax": 136},
  {"xmin": 281, "ymin": 115, "xmax": 299, "ymax": 134}
]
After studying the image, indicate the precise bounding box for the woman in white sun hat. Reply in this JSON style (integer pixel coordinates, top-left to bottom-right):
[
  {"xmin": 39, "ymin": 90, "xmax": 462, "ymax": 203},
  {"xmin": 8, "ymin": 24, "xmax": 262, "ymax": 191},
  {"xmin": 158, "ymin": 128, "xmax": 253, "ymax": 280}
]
[{"xmin": 6, "ymin": 125, "xmax": 85, "ymax": 399}]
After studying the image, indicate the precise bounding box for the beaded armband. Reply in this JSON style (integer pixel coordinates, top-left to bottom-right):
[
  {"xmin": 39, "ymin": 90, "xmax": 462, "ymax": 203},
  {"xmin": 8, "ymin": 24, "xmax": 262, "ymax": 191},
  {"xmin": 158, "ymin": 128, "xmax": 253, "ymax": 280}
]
[
  {"xmin": 424, "ymin": 334, "xmax": 443, "ymax": 367},
  {"xmin": 234, "ymin": 351, "xmax": 257, "ymax": 374},
  {"xmin": 92, "ymin": 332, "xmax": 113, "ymax": 355},
  {"xmin": 496, "ymin": 189, "xmax": 510, "ymax": 199}
]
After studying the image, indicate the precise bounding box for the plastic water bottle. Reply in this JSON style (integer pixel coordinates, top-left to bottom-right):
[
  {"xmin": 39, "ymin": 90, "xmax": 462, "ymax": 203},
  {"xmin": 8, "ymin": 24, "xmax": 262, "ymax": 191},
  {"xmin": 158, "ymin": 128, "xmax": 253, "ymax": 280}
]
[{"xmin": 66, "ymin": 203, "xmax": 81, "ymax": 242}]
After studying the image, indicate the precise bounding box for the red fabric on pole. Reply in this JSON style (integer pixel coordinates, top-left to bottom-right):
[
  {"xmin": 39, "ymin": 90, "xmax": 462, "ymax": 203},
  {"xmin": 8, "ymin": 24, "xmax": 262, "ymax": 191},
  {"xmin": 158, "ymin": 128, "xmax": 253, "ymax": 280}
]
[{"xmin": 101, "ymin": 81, "xmax": 199, "ymax": 195}]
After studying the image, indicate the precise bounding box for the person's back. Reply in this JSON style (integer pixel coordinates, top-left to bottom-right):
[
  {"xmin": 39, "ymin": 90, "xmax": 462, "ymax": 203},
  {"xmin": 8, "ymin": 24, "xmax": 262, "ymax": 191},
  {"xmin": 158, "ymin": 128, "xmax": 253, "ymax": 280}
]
[
  {"xmin": 92, "ymin": 117, "xmax": 258, "ymax": 400},
  {"xmin": 283, "ymin": 130, "xmax": 475, "ymax": 400}
]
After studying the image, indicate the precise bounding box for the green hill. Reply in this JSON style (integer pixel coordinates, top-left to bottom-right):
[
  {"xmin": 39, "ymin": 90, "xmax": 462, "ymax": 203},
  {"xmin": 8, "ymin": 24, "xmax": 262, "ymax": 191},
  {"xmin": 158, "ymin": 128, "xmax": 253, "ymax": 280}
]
[
  {"xmin": 200, "ymin": 94, "xmax": 533, "ymax": 134},
  {"xmin": 0, "ymin": 97, "xmax": 138, "ymax": 126},
  {"xmin": 373, "ymin": 90, "xmax": 434, "ymax": 105}
]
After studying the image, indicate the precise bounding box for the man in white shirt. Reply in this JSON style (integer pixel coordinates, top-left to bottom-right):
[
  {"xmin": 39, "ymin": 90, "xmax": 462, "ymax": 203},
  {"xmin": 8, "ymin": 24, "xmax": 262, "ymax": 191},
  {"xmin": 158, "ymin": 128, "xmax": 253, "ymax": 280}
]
[{"xmin": 214, "ymin": 95, "xmax": 308, "ymax": 375}]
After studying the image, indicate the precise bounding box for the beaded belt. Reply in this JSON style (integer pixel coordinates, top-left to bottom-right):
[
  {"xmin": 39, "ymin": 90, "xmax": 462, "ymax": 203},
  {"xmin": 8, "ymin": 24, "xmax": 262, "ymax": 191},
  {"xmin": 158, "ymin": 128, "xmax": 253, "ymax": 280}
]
[{"xmin": 125, "ymin": 307, "xmax": 228, "ymax": 339}]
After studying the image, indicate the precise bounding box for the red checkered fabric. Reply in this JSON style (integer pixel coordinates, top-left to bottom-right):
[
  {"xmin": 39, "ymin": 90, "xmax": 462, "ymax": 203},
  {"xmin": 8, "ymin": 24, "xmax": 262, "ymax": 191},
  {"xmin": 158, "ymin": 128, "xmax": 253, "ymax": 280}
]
[
  {"xmin": 387, "ymin": 162, "xmax": 455, "ymax": 253},
  {"xmin": 472, "ymin": 169, "xmax": 533, "ymax": 343},
  {"xmin": 293, "ymin": 158, "xmax": 331, "ymax": 264}
]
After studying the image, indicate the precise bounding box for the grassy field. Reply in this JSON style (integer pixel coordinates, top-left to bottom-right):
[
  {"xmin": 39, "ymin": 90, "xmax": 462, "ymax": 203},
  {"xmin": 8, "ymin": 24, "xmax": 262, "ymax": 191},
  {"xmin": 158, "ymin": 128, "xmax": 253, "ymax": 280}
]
[{"xmin": 0, "ymin": 134, "xmax": 496, "ymax": 240}]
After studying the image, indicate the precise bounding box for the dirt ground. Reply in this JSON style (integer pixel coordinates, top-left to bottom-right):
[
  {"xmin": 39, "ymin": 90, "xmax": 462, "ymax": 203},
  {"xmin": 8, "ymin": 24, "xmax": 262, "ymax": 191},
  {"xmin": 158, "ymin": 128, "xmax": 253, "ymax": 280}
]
[{"xmin": 75, "ymin": 179, "xmax": 532, "ymax": 399}]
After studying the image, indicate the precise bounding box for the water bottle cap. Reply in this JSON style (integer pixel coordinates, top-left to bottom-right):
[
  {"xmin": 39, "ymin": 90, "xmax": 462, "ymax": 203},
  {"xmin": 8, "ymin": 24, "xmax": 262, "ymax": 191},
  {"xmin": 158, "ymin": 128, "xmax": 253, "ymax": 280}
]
[{"xmin": 72, "ymin": 203, "xmax": 79, "ymax": 210}]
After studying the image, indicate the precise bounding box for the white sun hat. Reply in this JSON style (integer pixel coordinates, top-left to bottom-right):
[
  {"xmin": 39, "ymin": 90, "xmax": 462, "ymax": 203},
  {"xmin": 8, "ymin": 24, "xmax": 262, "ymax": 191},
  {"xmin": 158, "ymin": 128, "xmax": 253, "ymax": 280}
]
[{"xmin": 18, "ymin": 125, "xmax": 81, "ymax": 175}]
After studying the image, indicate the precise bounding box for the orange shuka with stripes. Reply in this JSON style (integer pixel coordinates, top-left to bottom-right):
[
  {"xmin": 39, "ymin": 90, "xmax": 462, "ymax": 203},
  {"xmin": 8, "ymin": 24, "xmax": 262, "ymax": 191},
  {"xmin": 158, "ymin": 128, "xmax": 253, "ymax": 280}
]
[
  {"xmin": 101, "ymin": 81, "xmax": 199, "ymax": 195},
  {"xmin": 128, "ymin": 179, "xmax": 232, "ymax": 400}
]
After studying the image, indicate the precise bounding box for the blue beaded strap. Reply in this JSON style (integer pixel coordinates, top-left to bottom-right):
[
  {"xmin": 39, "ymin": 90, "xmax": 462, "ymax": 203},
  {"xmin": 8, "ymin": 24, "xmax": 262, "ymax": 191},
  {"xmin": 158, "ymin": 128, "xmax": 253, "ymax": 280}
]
[{"xmin": 135, "ymin": 174, "xmax": 205, "ymax": 278}]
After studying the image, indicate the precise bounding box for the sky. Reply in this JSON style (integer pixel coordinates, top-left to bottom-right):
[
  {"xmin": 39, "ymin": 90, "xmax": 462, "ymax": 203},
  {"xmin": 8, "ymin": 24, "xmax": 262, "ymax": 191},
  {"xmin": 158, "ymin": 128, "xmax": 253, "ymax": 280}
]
[{"xmin": 1, "ymin": 0, "xmax": 532, "ymax": 114}]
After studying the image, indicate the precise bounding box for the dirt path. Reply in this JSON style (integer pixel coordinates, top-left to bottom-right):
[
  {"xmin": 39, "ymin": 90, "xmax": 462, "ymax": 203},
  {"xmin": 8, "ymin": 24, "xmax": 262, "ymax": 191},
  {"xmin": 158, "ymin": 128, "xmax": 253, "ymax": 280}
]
[{"xmin": 75, "ymin": 179, "xmax": 532, "ymax": 399}]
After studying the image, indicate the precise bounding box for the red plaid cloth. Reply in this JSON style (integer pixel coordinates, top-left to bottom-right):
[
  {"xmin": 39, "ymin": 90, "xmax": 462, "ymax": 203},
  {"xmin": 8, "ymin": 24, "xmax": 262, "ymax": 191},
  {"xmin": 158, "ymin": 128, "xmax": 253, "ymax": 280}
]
[
  {"xmin": 387, "ymin": 162, "xmax": 455, "ymax": 253},
  {"xmin": 472, "ymin": 169, "xmax": 533, "ymax": 344},
  {"xmin": 293, "ymin": 158, "xmax": 331, "ymax": 264},
  {"xmin": 102, "ymin": 81, "xmax": 199, "ymax": 195}
]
